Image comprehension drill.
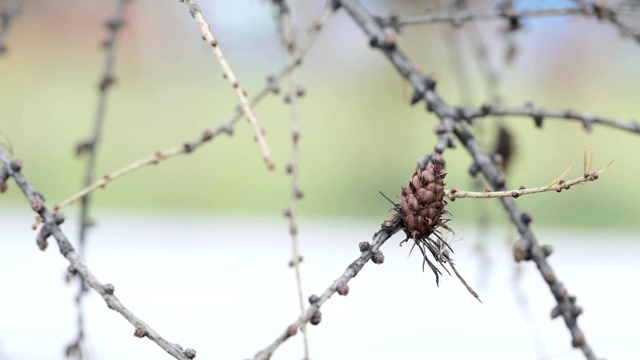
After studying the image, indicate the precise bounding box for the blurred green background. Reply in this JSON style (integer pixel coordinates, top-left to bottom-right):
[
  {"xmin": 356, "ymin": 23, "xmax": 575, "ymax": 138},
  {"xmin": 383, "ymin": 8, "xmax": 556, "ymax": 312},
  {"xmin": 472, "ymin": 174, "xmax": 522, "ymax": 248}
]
[{"xmin": 1, "ymin": 0, "xmax": 639, "ymax": 229}]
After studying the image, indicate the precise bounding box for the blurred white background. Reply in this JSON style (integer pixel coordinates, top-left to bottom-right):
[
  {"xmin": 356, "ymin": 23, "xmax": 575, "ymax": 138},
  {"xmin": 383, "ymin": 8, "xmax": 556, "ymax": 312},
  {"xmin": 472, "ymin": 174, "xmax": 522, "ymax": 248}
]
[{"xmin": 1, "ymin": 205, "xmax": 638, "ymax": 360}]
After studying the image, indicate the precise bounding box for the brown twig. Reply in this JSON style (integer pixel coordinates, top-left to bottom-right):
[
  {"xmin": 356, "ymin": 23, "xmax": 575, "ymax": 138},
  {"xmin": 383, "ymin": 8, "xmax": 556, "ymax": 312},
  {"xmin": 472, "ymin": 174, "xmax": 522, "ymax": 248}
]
[
  {"xmin": 53, "ymin": 4, "xmax": 337, "ymax": 212},
  {"xmin": 68, "ymin": 2, "xmax": 128, "ymax": 358},
  {"xmin": 0, "ymin": 146, "xmax": 195, "ymax": 360},
  {"xmin": 179, "ymin": 0, "xmax": 274, "ymax": 169},
  {"xmin": 461, "ymin": 103, "xmax": 640, "ymax": 135},
  {"xmin": 253, "ymin": 215, "xmax": 404, "ymax": 360},
  {"xmin": 276, "ymin": 1, "xmax": 309, "ymax": 359},
  {"xmin": 0, "ymin": 0, "xmax": 23, "ymax": 54}
]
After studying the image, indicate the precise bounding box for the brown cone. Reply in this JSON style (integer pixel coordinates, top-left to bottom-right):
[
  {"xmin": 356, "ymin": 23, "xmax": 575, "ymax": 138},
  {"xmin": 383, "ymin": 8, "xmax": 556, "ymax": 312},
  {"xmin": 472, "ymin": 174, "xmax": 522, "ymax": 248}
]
[{"xmin": 398, "ymin": 163, "xmax": 448, "ymax": 240}]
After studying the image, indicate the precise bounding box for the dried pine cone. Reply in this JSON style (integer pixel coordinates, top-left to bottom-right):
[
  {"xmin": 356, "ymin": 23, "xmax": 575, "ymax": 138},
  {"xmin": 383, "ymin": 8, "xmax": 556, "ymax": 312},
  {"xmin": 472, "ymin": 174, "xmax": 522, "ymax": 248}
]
[
  {"xmin": 388, "ymin": 161, "xmax": 481, "ymax": 302},
  {"xmin": 399, "ymin": 162, "xmax": 450, "ymax": 241}
]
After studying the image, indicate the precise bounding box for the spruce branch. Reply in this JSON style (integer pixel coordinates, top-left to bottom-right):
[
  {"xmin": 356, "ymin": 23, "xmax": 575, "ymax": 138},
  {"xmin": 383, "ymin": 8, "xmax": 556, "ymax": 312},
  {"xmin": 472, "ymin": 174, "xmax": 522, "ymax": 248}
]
[
  {"xmin": 179, "ymin": 0, "xmax": 274, "ymax": 170},
  {"xmin": 0, "ymin": 146, "xmax": 195, "ymax": 360}
]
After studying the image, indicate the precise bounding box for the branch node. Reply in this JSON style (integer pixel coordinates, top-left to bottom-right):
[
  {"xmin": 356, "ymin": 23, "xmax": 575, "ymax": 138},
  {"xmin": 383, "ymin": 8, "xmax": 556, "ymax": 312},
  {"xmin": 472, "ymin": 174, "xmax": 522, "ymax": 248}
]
[
  {"xmin": 336, "ymin": 281, "xmax": 350, "ymax": 296},
  {"xmin": 371, "ymin": 250, "xmax": 385, "ymax": 264},
  {"xmin": 468, "ymin": 162, "xmax": 480, "ymax": 177},
  {"xmin": 358, "ymin": 241, "xmax": 371, "ymax": 252},
  {"xmin": 512, "ymin": 238, "xmax": 531, "ymax": 262},
  {"xmin": 184, "ymin": 348, "xmax": 197, "ymax": 359},
  {"xmin": 103, "ymin": 283, "xmax": 115, "ymax": 295},
  {"xmin": 308, "ymin": 294, "xmax": 320, "ymax": 304},
  {"xmin": 133, "ymin": 327, "xmax": 147, "ymax": 338},
  {"xmin": 310, "ymin": 310, "xmax": 322, "ymax": 325},
  {"xmin": 542, "ymin": 244, "xmax": 554, "ymax": 258},
  {"xmin": 10, "ymin": 159, "xmax": 22, "ymax": 172},
  {"xmin": 520, "ymin": 212, "xmax": 534, "ymax": 225}
]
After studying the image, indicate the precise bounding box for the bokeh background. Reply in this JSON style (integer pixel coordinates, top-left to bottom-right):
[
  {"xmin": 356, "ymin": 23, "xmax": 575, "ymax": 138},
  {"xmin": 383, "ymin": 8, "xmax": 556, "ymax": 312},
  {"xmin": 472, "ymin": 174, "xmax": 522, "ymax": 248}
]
[{"xmin": 1, "ymin": 0, "xmax": 640, "ymax": 359}]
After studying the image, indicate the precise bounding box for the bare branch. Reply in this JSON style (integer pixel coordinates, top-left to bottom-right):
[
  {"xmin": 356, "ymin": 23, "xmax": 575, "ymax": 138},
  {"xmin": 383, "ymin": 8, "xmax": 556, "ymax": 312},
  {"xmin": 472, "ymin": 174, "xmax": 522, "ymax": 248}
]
[
  {"xmin": 253, "ymin": 215, "xmax": 403, "ymax": 360},
  {"xmin": 0, "ymin": 0, "xmax": 23, "ymax": 54},
  {"xmin": 0, "ymin": 146, "xmax": 194, "ymax": 360},
  {"xmin": 379, "ymin": 2, "xmax": 640, "ymax": 45},
  {"xmin": 461, "ymin": 103, "xmax": 640, "ymax": 135},
  {"xmin": 179, "ymin": 0, "xmax": 274, "ymax": 170},
  {"xmin": 446, "ymin": 160, "xmax": 611, "ymax": 200},
  {"xmin": 382, "ymin": 7, "xmax": 586, "ymax": 28},
  {"xmin": 276, "ymin": 1, "xmax": 309, "ymax": 359},
  {"xmin": 53, "ymin": 4, "xmax": 337, "ymax": 212},
  {"xmin": 69, "ymin": 2, "xmax": 129, "ymax": 357},
  {"xmin": 338, "ymin": 0, "xmax": 597, "ymax": 358}
]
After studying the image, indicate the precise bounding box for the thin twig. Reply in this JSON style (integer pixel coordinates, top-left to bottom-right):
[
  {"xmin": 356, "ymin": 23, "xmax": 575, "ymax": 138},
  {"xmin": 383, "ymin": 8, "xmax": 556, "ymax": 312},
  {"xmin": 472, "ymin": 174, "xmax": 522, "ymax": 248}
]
[
  {"xmin": 338, "ymin": 0, "xmax": 597, "ymax": 358},
  {"xmin": 0, "ymin": 0, "xmax": 23, "ymax": 54},
  {"xmin": 461, "ymin": 104, "xmax": 640, "ymax": 135},
  {"xmin": 277, "ymin": 1, "xmax": 309, "ymax": 359},
  {"xmin": 253, "ymin": 215, "xmax": 404, "ymax": 360},
  {"xmin": 53, "ymin": 4, "xmax": 337, "ymax": 212},
  {"xmin": 379, "ymin": 4, "xmax": 640, "ymax": 35},
  {"xmin": 68, "ymin": 2, "xmax": 128, "ymax": 358},
  {"xmin": 179, "ymin": 0, "xmax": 274, "ymax": 169},
  {"xmin": 0, "ymin": 146, "xmax": 194, "ymax": 360},
  {"xmin": 382, "ymin": 7, "xmax": 587, "ymax": 28},
  {"xmin": 445, "ymin": 161, "xmax": 610, "ymax": 200}
]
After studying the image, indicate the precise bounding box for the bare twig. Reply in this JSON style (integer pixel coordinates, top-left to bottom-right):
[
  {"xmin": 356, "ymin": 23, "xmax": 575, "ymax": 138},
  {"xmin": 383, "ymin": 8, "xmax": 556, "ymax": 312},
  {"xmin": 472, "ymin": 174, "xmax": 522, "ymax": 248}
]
[
  {"xmin": 380, "ymin": 3, "xmax": 640, "ymax": 37},
  {"xmin": 179, "ymin": 0, "xmax": 274, "ymax": 169},
  {"xmin": 573, "ymin": 0, "xmax": 640, "ymax": 43},
  {"xmin": 445, "ymin": 160, "xmax": 610, "ymax": 200},
  {"xmin": 461, "ymin": 103, "xmax": 640, "ymax": 135},
  {"xmin": 0, "ymin": 0, "xmax": 23, "ymax": 54},
  {"xmin": 0, "ymin": 146, "xmax": 195, "ymax": 360},
  {"xmin": 382, "ymin": 7, "xmax": 587, "ymax": 28},
  {"xmin": 338, "ymin": 0, "xmax": 597, "ymax": 358},
  {"xmin": 253, "ymin": 215, "xmax": 404, "ymax": 360},
  {"xmin": 53, "ymin": 4, "xmax": 336, "ymax": 212},
  {"xmin": 68, "ymin": 2, "xmax": 128, "ymax": 358},
  {"xmin": 276, "ymin": 1, "xmax": 309, "ymax": 359}
]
